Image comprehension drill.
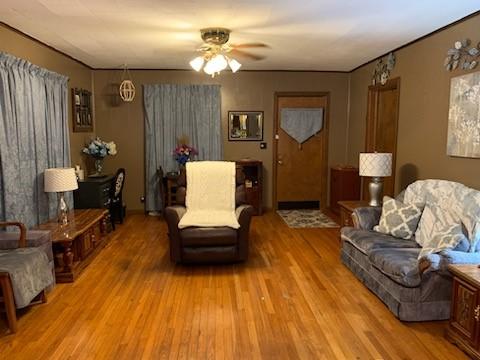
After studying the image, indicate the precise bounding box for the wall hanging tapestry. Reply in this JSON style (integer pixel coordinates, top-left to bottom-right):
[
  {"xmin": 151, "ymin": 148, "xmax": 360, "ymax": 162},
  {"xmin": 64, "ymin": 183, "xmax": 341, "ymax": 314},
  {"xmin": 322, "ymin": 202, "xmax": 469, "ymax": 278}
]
[
  {"xmin": 447, "ymin": 70, "xmax": 480, "ymax": 158},
  {"xmin": 280, "ymin": 108, "xmax": 324, "ymax": 145}
]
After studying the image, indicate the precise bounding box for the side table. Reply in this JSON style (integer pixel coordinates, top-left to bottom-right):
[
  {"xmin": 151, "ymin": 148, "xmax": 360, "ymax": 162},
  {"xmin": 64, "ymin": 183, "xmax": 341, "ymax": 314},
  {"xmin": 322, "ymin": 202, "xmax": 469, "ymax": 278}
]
[
  {"xmin": 338, "ymin": 200, "xmax": 369, "ymax": 227},
  {"xmin": 166, "ymin": 173, "xmax": 180, "ymax": 206},
  {"xmin": 446, "ymin": 264, "xmax": 480, "ymax": 360},
  {"xmin": 33, "ymin": 209, "xmax": 110, "ymax": 282}
]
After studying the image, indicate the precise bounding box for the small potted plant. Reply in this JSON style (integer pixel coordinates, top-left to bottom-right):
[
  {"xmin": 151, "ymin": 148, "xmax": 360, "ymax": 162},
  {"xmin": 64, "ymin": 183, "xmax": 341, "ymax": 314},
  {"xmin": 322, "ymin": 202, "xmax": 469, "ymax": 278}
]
[{"xmin": 82, "ymin": 137, "xmax": 117, "ymax": 177}]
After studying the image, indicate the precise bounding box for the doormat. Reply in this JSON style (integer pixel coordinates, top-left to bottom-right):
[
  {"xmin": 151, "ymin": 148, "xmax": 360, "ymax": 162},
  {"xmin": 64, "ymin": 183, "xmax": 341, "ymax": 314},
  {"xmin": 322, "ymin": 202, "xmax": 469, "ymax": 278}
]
[{"xmin": 277, "ymin": 209, "xmax": 339, "ymax": 228}]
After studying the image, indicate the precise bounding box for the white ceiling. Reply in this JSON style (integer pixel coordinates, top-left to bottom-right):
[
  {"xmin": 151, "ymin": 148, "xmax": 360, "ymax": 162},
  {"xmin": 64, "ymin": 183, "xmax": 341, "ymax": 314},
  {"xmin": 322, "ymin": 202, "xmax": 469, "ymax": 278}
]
[{"xmin": 1, "ymin": 1, "xmax": 479, "ymax": 71}]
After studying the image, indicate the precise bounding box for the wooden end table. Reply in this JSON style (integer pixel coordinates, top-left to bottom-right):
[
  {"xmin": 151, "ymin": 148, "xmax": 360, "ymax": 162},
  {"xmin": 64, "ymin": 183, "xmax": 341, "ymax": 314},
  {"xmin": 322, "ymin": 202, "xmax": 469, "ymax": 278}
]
[
  {"xmin": 337, "ymin": 200, "xmax": 369, "ymax": 227},
  {"xmin": 446, "ymin": 264, "xmax": 480, "ymax": 360},
  {"xmin": 33, "ymin": 209, "xmax": 110, "ymax": 283}
]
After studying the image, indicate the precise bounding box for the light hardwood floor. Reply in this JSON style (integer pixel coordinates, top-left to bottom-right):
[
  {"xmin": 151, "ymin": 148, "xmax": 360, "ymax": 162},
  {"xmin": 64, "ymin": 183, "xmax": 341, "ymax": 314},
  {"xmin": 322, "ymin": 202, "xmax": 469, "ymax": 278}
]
[{"xmin": 0, "ymin": 213, "xmax": 467, "ymax": 359}]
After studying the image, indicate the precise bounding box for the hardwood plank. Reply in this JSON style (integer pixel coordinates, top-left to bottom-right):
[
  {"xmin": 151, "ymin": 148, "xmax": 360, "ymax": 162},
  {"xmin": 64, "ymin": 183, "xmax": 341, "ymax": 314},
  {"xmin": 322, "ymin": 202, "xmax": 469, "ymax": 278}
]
[{"xmin": 0, "ymin": 213, "xmax": 468, "ymax": 359}]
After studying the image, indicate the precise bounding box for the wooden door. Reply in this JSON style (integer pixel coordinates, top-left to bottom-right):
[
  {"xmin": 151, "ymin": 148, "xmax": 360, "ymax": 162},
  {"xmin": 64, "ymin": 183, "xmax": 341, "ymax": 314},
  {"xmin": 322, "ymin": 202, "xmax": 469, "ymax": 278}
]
[
  {"xmin": 363, "ymin": 78, "xmax": 400, "ymax": 199},
  {"xmin": 274, "ymin": 93, "xmax": 329, "ymax": 210}
]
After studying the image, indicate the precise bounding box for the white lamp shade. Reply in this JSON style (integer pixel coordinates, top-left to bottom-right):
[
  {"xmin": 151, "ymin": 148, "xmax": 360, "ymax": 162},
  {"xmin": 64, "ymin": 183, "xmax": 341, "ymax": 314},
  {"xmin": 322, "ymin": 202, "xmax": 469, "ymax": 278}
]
[
  {"xmin": 44, "ymin": 168, "xmax": 78, "ymax": 192},
  {"xmin": 359, "ymin": 153, "xmax": 392, "ymax": 177},
  {"xmin": 228, "ymin": 58, "xmax": 242, "ymax": 73},
  {"xmin": 189, "ymin": 56, "xmax": 204, "ymax": 72}
]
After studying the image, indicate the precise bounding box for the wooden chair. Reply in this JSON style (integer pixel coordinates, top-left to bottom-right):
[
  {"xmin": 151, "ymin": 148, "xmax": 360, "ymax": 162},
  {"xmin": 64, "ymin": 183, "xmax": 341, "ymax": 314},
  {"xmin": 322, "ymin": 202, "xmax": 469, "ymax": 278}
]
[
  {"xmin": 109, "ymin": 168, "xmax": 126, "ymax": 230},
  {"xmin": 0, "ymin": 222, "xmax": 47, "ymax": 333}
]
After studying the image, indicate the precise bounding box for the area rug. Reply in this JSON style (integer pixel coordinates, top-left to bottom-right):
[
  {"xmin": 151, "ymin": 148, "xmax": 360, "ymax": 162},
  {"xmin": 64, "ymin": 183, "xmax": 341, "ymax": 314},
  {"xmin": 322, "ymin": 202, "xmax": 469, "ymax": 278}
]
[{"xmin": 277, "ymin": 209, "xmax": 339, "ymax": 228}]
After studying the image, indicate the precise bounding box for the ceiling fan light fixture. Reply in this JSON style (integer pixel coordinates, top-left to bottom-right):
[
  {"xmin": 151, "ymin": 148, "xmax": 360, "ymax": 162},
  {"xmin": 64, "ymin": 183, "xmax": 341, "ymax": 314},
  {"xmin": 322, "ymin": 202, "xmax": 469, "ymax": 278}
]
[
  {"xmin": 204, "ymin": 54, "xmax": 228, "ymax": 76},
  {"xmin": 189, "ymin": 56, "xmax": 205, "ymax": 71},
  {"xmin": 228, "ymin": 58, "xmax": 242, "ymax": 73}
]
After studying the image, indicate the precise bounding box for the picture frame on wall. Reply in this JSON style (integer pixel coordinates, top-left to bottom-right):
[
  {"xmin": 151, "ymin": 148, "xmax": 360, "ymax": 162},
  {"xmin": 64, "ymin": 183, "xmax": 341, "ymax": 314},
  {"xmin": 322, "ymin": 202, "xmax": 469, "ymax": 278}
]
[
  {"xmin": 72, "ymin": 88, "xmax": 93, "ymax": 132},
  {"xmin": 228, "ymin": 111, "xmax": 264, "ymax": 141},
  {"xmin": 447, "ymin": 71, "xmax": 480, "ymax": 158}
]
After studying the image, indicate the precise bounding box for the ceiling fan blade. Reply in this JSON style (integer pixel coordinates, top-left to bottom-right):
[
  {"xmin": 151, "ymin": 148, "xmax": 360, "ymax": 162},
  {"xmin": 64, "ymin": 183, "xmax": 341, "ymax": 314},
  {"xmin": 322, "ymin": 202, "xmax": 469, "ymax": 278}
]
[
  {"xmin": 231, "ymin": 42, "xmax": 269, "ymax": 49},
  {"xmin": 230, "ymin": 49, "xmax": 265, "ymax": 61}
]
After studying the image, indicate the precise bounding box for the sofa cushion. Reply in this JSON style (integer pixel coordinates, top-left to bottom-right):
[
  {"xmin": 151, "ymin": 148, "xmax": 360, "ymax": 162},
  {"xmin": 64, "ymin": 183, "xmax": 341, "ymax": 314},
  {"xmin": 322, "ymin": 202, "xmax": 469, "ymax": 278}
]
[
  {"xmin": 368, "ymin": 248, "xmax": 422, "ymax": 287},
  {"xmin": 181, "ymin": 227, "xmax": 237, "ymax": 247},
  {"xmin": 341, "ymin": 227, "xmax": 419, "ymax": 255},
  {"xmin": 374, "ymin": 196, "xmax": 424, "ymax": 240}
]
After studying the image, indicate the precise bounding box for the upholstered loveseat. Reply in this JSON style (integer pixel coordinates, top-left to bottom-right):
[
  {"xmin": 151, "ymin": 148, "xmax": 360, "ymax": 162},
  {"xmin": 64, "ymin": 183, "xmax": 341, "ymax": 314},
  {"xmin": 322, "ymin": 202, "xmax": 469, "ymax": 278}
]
[{"xmin": 341, "ymin": 180, "xmax": 480, "ymax": 321}]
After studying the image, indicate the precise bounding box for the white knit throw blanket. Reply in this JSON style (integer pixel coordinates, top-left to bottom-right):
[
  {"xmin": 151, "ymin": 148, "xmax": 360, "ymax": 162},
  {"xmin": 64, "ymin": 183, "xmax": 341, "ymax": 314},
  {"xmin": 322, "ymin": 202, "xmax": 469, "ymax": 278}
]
[{"xmin": 178, "ymin": 161, "xmax": 240, "ymax": 229}]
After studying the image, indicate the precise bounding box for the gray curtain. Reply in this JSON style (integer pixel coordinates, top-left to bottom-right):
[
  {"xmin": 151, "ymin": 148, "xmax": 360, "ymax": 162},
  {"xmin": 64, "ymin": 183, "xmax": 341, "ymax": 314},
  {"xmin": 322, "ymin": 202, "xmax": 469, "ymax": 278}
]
[
  {"xmin": 144, "ymin": 84, "xmax": 222, "ymax": 212},
  {"xmin": 0, "ymin": 52, "xmax": 71, "ymax": 227}
]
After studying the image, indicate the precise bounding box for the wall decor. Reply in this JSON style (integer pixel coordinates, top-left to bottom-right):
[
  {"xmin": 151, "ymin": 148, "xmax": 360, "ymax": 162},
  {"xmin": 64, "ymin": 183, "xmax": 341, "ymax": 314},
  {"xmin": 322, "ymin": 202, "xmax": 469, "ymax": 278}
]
[
  {"xmin": 447, "ymin": 71, "xmax": 480, "ymax": 158},
  {"xmin": 228, "ymin": 111, "xmax": 264, "ymax": 141},
  {"xmin": 372, "ymin": 52, "xmax": 395, "ymax": 85},
  {"xmin": 444, "ymin": 39, "xmax": 479, "ymax": 71},
  {"xmin": 119, "ymin": 64, "xmax": 135, "ymax": 102},
  {"xmin": 72, "ymin": 88, "xmax": 93, "ymax": 132}
]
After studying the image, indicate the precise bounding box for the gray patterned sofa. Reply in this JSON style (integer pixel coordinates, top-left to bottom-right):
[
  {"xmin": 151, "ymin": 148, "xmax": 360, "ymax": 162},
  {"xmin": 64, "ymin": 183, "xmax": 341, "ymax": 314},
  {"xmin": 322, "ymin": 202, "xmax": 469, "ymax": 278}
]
[{"xmin": 341, "ymin": 180, "xmax": 480, "ymax": 321}]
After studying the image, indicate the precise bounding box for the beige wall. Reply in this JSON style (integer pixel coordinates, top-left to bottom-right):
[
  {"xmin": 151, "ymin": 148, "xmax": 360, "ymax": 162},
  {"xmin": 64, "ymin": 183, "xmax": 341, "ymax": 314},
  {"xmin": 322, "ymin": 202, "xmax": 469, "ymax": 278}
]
[
  {"xmin": 347, "ymin": 14, "xmax": 480, "ymax": 193},
  {"xmin": 94, "ymin": 70, "xmax": 349, "ymax": 210},
  {"xmin": 0, "ymin": 24, "xmax": 94, "ymax": 169},
  {"xmin": 9, "ymin": 12, "xmax": 478, "ymax": 211}
]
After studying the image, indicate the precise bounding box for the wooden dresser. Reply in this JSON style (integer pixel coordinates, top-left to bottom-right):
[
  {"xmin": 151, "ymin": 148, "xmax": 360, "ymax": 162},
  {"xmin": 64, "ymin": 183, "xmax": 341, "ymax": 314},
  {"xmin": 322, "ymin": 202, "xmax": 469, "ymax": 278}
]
[
  {"xmin": 236, "ymin": 159, "xmax": 263, "ymax": 215},
  {"xmin": 73, "ymin": 175, "xmax": 114, "ymax": 209},
  {"xmin": 446, "ymin": 264, "xmax": 480, "ymax": 360},
  {"xmin": 330, "ymin": 166, "xmax": 361, "ymax": 215}
]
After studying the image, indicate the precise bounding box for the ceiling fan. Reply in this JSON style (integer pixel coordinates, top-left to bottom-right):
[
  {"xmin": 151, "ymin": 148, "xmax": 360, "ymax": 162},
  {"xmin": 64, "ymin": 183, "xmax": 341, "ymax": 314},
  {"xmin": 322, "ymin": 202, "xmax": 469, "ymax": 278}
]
[{"xmin": 189, "ymin": 28, "xmax": 268, "ymax": 77}]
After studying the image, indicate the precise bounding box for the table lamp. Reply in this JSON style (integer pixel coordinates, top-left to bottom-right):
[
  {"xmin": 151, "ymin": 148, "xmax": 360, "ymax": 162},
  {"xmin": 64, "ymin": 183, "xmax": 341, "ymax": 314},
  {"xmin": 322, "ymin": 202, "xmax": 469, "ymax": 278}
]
[
  {"xmin": 359, "ymin": 153, "xmax": 392, "ymax": 207},
  {"xmin": 44, "ymin": 168, "xmax": 78, "ymax": 225}
]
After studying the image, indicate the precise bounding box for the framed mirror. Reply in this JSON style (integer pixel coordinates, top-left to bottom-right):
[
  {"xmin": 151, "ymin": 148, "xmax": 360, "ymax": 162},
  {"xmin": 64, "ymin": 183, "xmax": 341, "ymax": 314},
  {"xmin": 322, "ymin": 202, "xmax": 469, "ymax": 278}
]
[{"xmin": 228, "ymin": 111, "xmax": 264, "ymax": 141}]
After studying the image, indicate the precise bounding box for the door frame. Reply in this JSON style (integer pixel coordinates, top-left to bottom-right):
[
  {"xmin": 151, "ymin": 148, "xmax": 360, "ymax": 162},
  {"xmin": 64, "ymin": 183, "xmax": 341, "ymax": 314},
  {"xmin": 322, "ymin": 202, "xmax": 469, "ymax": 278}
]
[
  {"xmin": 272, "ymin": 91, "xmax": 330, "ymax": 211},
  {"xmin": 364, "ymin": 77, "xmax": 400, "ymax": 197}
]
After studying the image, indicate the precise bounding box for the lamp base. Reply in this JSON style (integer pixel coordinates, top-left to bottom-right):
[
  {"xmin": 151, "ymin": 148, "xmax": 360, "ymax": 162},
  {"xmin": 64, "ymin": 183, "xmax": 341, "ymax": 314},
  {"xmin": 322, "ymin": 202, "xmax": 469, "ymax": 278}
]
[
  {"xmin": 57, "ymin": 192, "xmax": 69, "ymax": 225},
  {"xmin": 368, "ymin": 177, "xmax": 384, "ymax": 207}
]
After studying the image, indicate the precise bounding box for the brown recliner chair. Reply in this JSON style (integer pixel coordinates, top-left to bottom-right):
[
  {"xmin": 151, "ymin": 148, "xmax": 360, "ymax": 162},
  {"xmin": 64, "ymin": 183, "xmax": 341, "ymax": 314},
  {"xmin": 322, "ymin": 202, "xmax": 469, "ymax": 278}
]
[{"xmin": 165, "ymin": 168, "xmax": 254, "ymax": 263}]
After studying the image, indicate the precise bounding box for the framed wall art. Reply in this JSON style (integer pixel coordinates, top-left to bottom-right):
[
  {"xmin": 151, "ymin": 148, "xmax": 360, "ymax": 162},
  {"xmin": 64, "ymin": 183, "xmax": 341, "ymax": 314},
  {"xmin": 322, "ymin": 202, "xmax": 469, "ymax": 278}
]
[
  {"xmin": 447, "ymin": 71, "xmax": 480, "ymax": 158},
  {"xmin": 228, "ymin": 111, "xmax": 264, "ymax": 141},
  {"xmin": 72, "ymin": 88, "xmax": 93, "ymax": 132}
]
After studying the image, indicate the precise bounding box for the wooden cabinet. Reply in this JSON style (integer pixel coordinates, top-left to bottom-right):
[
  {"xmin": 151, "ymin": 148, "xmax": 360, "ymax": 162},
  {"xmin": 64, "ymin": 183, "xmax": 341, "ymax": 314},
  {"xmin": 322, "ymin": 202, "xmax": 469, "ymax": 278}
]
[
  {"xmin": 447, "ymin": 265, "xmax": 480, "ymax": 359},
  {"xmin": 74, "ymin": 175, "xmax": 114, "ymax": 209},
  {"xmin": 330, "ymin": 166, "xmax": 361, "ymax": 215},
  {"xmin": 236, "ymin": 160, "xmax": 263, "ymax": 215},
  {"xmin": 338, "ymin": 201, "xmax": 369, "ymax": 228},
  {"xmin": 166, "ymin": 173, "xmax": 180, "ymax": 207}
]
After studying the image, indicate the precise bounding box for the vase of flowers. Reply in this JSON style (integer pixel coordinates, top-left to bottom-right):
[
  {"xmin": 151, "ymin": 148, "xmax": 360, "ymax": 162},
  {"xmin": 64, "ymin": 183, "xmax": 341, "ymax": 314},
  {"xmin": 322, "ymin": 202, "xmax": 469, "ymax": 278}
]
[
  {"xmin": 82, "ymin": 137, "xmax": 117, "ymax": 177},
  {"xmin": 173, "ymin": 144, "xmax": 198, "ymax": 171}
]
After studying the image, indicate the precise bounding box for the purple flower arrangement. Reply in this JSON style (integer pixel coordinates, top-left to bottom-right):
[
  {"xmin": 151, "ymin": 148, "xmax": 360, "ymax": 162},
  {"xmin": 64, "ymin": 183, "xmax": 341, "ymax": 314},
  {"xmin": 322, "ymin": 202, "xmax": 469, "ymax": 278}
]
[{"xmin": 173, "ymin": 144, "xmax": 198, "ymax": 165}]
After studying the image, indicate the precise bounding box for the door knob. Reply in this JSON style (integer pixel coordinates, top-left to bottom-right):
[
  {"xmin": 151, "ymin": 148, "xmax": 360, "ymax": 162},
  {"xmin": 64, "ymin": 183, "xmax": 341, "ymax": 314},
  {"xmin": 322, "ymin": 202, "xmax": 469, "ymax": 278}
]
[{"xmin": 278, "ymin": 160, "xmax": 283, "ymax": 165}]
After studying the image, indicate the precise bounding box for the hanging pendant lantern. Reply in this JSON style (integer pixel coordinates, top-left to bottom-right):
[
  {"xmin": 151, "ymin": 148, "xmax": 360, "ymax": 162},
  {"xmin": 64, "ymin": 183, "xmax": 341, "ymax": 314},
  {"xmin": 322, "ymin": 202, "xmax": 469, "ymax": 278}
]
[{"xmin": 119, "ymin": 65, "xmax": 135, "ymax": 102}]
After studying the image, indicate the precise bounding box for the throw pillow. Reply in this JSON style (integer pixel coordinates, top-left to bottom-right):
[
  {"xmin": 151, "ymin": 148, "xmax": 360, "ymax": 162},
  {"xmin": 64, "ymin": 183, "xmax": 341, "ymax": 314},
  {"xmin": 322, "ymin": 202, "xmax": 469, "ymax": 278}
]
[
  {"xmin": 415, "ymin": 204, "xmax": 470, "ymax": 251},
  {"xmin": 374, "ymin": 196, "xmax": 423, "ymax": 240},
  {"xmin": 418, "ymin": 222, "xmax": 468, "ymax": 259}
]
